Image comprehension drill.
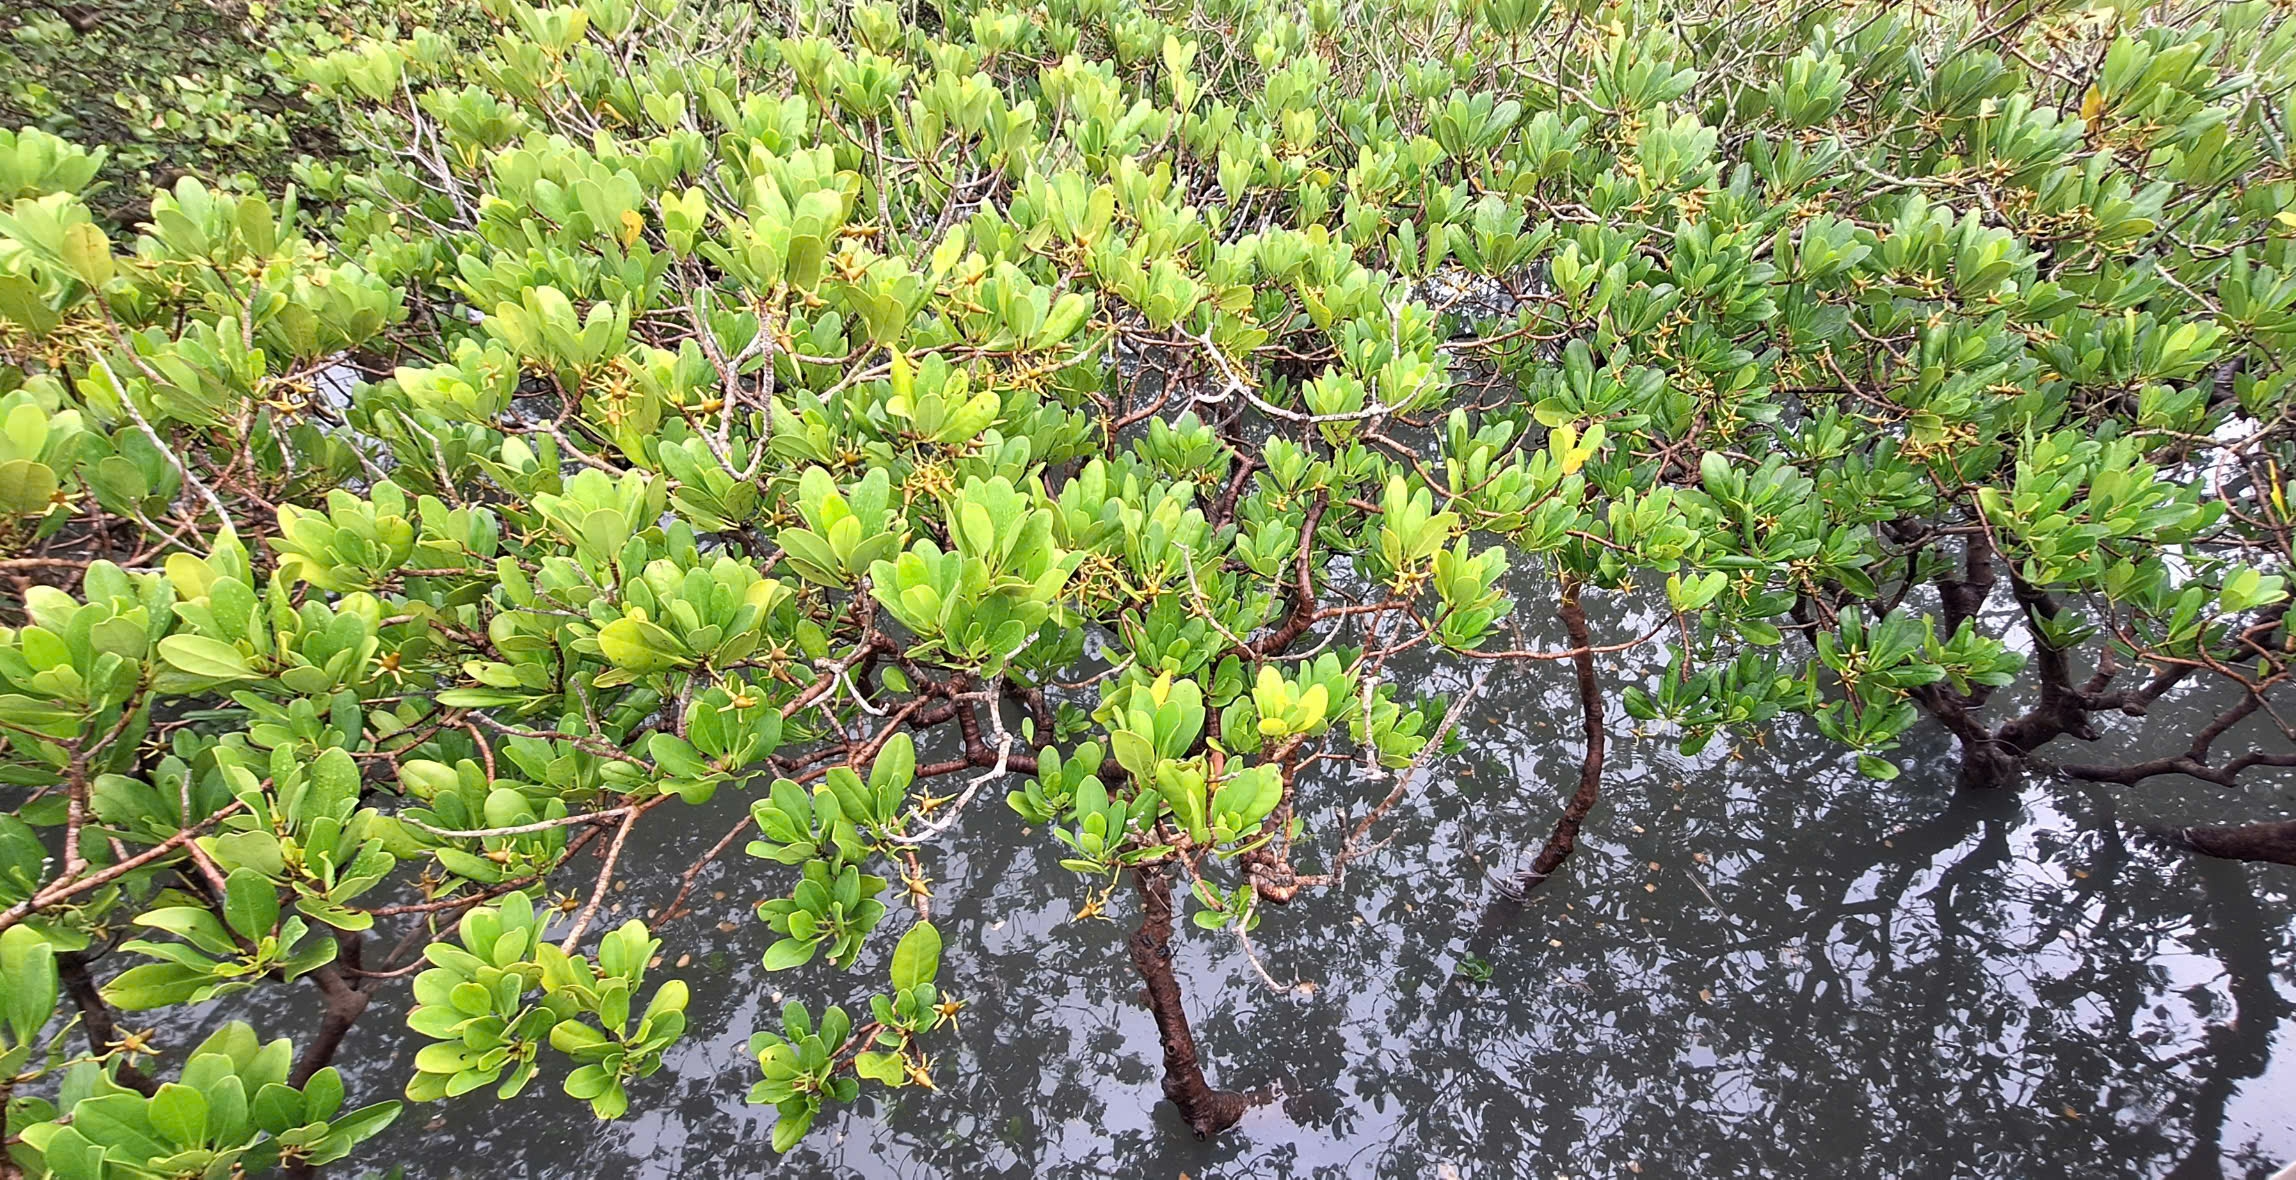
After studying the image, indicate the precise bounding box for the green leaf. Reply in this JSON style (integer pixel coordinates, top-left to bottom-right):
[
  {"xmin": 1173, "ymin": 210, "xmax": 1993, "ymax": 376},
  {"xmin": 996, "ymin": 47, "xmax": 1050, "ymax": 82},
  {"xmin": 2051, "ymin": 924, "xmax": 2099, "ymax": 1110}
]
[
  {"xmin": 853, "ymin": 1050, "xmax": 905, "ymax": 1085},
  {"xmin": 100, "ymin": 962, "xmax": 215, "ymax": 1009},
  {"xmin": 0, "ymin": 459, "xmax": 58, "ymax": 515},
  {"xmin": 223, "ymin": 867, "xmax": 279, "ymax": 941},
  {"xmin": 761, "ymin": 937, "xmax": 818, "ymax": 971},
  {"xmin": 157, "ymin": 634, "xmax": 257, "ymax": 680},
  {"xmin": 889, "ymin": 921, "xmax": 940, "ymax": 990},
  {"xmin": 304, "ymin": 1066, "xmax": 347, "ymax": 1120},
  {"xmin": 596, "ymin": 616, "xmax": 687, "ymax": 672},
  {"xmin": 250, "ymin": 1081, "xmax": 306, "ymax": 1133},
  {"xmin": 0, "ymin": 925, "xmax": 58, "ymax": 1045},
  {"xmin": 770, "ymin": 1107, "xmax": 814, "ymax": 1152},
  {"xmin": 648, "ymin": 732, "xmax": 712, "ymax": 779},
  {"xmin": 306, "ymin": 1102, "xmax": 402, "ymax": 1165},
  {"xmin": 1108, "ymin": 729, "xmax": 1157, "ymax": 781},
  {"xmin": 66, "ymin": 1093, "xmax": 171, "ymax": 1160},
  {"xmin": 147, "ymin": 1083, "xmax": 209, "ymax": 1148}
]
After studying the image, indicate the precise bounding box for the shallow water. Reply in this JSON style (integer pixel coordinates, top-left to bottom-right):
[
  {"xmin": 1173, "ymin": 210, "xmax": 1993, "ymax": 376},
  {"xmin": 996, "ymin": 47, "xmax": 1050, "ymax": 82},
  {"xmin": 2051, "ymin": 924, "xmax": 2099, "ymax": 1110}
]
[{"xmin": 163, "ymin": 595, "xmax": 2296, "ymax": 1179}]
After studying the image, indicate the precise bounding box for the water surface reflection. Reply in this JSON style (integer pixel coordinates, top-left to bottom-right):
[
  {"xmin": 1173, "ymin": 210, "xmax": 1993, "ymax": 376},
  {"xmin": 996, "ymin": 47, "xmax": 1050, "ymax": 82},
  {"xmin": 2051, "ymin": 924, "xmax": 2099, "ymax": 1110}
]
[{"xmin": 238, "ymin": 626, "xmax": 2296, "ymax": 1178}]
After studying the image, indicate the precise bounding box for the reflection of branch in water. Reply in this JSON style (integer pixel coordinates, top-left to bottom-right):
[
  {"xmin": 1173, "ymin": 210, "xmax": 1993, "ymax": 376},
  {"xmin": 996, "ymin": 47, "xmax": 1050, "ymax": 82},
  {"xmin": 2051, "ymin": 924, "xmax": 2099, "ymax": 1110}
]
[
  {"xmin": 2161, "ymin": 859, "xmax": 2288, "ymax": 1180},
  {"xmin": 2017, "ymin": 785, "xmax": 2134, "ymax": 957},
  {"xmin": 1724, "ymin": 787, "xmax": 2011, "ymax": 963},
  {"xmin": 1320, "ymin": 736, "xmax": 2296, "ymax": 1178}
]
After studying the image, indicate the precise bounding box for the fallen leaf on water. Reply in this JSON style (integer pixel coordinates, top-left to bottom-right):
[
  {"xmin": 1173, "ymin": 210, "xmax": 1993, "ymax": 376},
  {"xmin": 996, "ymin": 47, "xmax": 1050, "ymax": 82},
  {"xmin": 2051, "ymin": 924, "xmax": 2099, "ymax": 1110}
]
[{"xmin": 1698, "ymin": 988, "xmax": 1714, "ymax": 1003}]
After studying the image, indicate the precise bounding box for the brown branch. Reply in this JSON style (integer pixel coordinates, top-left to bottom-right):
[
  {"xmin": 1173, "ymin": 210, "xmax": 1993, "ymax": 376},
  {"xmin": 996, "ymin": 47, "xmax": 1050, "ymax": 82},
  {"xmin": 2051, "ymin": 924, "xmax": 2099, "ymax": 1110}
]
[
  {"xmin": 1511, "ymin": 583, "xmax": 1606, "ymax": 895},
  {"xmin": 2058, "ymin": 747, "xmax": 2296, "ymax": 788},
  {"xmin": 659, "ymin": 812, "xmax": 756, "ymax": 923},
  {"xmin": 558, "ymin": 803, "xmax": 645, "ymax": 953},
  {"xmin": 0, "ymin": 801, "xmax": 247, "ymax": 934},
  {"xmin": 289, "ymin": 954, "xmax": 369, "ymax": 1087},
  {"xmin": 57, "ymin": 952, "xmax": 158, "ymax": 1096},
  {"xmin": 1238, "ymin": 490, "xmax": 1328, "ymax": 659},
  {"xmin": 1210, "ymin": 454, "xmax": 1259, "ymax": 528},
  {"xmin": 2146, "ymin": 819, "xmax": 2296, "ymax": 867},
  {"xmin": 1126, "ymin": 864, "xmax": 1246, "ymax": 1138}
]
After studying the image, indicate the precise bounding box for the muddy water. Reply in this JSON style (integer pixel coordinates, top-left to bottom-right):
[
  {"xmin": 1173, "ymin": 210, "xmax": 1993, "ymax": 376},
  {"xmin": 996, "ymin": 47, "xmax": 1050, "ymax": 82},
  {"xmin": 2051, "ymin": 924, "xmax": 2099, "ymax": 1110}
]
[{"xmin": 174, "ymin": 594, "xmax": 2296, "ymax": 1178}]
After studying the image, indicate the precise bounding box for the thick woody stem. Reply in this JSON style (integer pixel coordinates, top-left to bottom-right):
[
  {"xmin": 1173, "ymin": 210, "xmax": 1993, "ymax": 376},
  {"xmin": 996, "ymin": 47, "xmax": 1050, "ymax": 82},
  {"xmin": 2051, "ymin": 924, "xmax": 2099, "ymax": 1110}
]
[{"xmin": 1126, "ymin": 865, "xmax": 1247, "ymax": 1138}]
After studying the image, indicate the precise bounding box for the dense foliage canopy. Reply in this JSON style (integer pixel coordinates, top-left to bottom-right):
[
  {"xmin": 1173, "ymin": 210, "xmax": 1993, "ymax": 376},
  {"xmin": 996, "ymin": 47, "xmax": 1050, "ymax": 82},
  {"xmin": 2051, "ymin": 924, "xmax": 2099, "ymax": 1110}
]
[
  {"xmin": 1, "ymin": 0, "xmax": 450, "ymax": 223},
  {"xmin": 3, "ymin": 0, "xmax": 2294, "ymax": 1171}
]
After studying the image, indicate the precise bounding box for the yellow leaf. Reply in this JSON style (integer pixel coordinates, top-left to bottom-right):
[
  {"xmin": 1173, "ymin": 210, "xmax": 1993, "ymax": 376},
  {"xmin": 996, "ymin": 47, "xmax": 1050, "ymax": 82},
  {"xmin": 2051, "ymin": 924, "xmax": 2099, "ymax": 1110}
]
[
  {"xmin": 60, "ymin": 221, "xmax": 113, "ymax": 288},
  {"xmin": 618, "ymin": 208, "xmax": 644, "ymax": 247},
  {"xmin": 889, "ymin": 349, "xmax": 914, "ymax": 405}
]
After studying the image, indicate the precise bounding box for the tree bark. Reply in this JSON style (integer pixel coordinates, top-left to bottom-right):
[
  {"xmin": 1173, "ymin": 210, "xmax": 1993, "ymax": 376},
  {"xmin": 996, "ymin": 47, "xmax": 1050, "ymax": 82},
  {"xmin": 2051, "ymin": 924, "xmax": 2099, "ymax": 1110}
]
[
  {"xmin": 1126, "ymin": 865, "xmax": 1246, "ymax": 1139},
  {"xmin": 56, "ymin": 952, "xmax": 157, "ymax": 1096},
  {"xmin": 288, "ymin": 971, "xmax": 369, "ymax": 1089},
  {"xmin": 1934, "ymin": 532, "xmax": 1999, "ymax": 673},
  {"xmin": 1240, "ymin": 491, "xmax": 1328, "ymax": 659},
  {"xmin": 1512, "ymin": 586, "xmax": 1605, "ymax": 894},
  {"xmin": 277, "ymin": 933, "xmax": 375, "ymax": 1180},
  {"xmin": 1901, "ymin": 538, "xmax": 2226, "ymax": 790},
  {"xmin": 2059, "ymin": 691, "xmax": 2296, "ymax": 789},
  {"xmin": 290, "ymin": 930, "xmax": 370, "ymax": 1088},
  {"xmin": 2153, "ymin": 819, "xmax": 2296, "ymax": 868}
]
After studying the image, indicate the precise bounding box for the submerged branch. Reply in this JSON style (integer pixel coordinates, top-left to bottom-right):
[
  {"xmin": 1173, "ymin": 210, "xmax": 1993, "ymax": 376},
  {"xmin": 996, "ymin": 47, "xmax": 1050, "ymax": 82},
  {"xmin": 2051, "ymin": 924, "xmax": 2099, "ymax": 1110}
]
[{"xmin": 2145, "ymin": 819, "xmax": 2296, "ymax": 868}]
